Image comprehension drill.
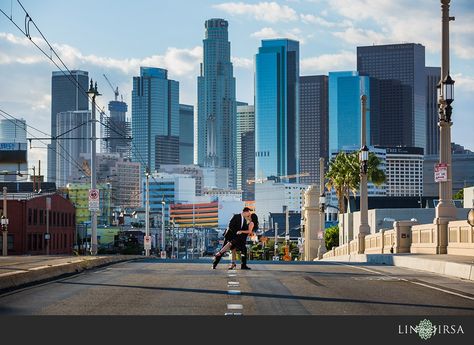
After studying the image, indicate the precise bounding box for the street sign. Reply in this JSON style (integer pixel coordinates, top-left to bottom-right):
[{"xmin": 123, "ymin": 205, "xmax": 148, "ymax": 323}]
[
  {"xmin": 434, "ymin": 163, "xmax": 448, "ymax": 182},
  {"xmin": 160, "ymin": 251, "xmax": 167, "ymax": 259},
  {"xmin": 144, "ymin": 235, "xmax": 151, "ymax": 250},
  {"xmin": 88, "ymin": 189, "xmax": 100, "ymax": 211}
]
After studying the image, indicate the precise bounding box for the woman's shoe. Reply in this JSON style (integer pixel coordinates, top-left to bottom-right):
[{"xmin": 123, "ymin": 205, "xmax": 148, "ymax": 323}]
[{"xmin": 228, "ymin": 262, "xmax": 236, "ymax": 270}]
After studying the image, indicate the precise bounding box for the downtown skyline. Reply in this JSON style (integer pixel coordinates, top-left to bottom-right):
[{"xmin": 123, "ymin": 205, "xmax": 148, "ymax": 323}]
[{"xmin": 1, "ymin": 0, "xmax": 473, "ymax": 177}]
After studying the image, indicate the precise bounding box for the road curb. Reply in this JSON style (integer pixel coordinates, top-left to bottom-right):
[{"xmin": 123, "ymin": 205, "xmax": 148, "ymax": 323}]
[
  {"xmin": 0, "ymin": 256, "xmax": 143, "ymax": 293},
  {"xmin": 320, "ymin": 254, "xmax": 474, "ymax": 281}
]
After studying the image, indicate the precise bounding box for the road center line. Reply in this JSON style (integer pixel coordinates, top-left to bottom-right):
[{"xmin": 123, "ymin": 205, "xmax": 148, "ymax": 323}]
[{"xmin": 336, "ymin": 262, "xmax": 474, "ymax": 301}]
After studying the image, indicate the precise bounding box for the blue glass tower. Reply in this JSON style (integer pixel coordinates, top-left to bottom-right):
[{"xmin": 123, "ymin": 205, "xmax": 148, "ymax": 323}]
[
  {"xmin": 196, "ymin": 18, "xmax": 237, "ymax": 188},
  {"xmin": 255, "ymin": 39, "xmax": 299, "ymax": 181},
  {"xmin": 328, "ymin": 71, "xmax": 370, "ymax": 155},
  {"xmin": 131, "ymin": 67, "xmax": 179, "ymax": 173}
]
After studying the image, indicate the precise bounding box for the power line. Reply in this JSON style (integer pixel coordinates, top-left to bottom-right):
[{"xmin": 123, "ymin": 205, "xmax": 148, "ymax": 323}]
[{"xmin": 1, "ymin": 2, "xmax": 152, "ymax": 181}]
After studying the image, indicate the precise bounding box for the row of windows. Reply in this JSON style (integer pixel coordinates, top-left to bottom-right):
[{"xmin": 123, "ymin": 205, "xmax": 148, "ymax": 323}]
[
  {"xmin": 28, "ymin": 209, "xmax": 75, "ymax": 227},
  {"xmin": 27, "ymin": 232, "xmax": 72, "ymax": 251}
]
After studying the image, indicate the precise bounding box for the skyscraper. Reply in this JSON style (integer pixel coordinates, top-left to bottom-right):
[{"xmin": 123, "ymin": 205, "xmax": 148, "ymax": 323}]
[
  {"xmin": 196, "ymin": 18, "xmax": 237, "ymax": 188},
  {"xmin": 236, "ymin": 104, "xmax": 254, "ymax": 190},
  {"xmin": 357, "ymin": 43, "xmax": 426, "ymax": 150},
  {"xmin": 102, "ymin": 100, "xmax": 131, "ymax": 158},
  {"xmin": 0, "ymin": 118, "xmax": 27, "ymax": 143},
  {"xmin": 241, "ymin": 131, "xmax": 255, "ymax": 201},
  {"xmin": 131, "ymin": 67, "xmax": 179, "ymax": 173},
  {"xmin": 426, "ymin": 67, "xmax": 441, "ymax": 155},
  {"xmin": 299, "ymin": 75, "xmax": 328, "ymax": 185},
  {"xmin": 179, "ymin": 104, "xmax": 194, "ymax": 165},
  {"xmin": 48, "ymin": 70, "xmax": 89, "ymax": 183},
  {"xmin": 56, "ymin": 110, "xmax": 91, "ymax": 187},
  {"xmin": 328, "ymin": 71, "xmax": 370, "ymax": 156},
  {"xmin": 255, "ymin": 39, "xmax": 300, "ymax": 181}
]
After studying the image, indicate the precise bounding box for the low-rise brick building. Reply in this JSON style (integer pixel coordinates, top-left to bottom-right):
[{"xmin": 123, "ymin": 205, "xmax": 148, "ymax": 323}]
[{"xmin": 0, "ymin": 192, "xmax": 75, "ymax": 255}]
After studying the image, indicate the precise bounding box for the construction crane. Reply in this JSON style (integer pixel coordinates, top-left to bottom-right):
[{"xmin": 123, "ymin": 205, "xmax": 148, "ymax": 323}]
[
  {"xmin": 103, "ymin": 74, "xmax": 119, "ymax": 101},
  {"xmin": 246, "ymin": 172, "xmax": 310, "ymax": 184}
]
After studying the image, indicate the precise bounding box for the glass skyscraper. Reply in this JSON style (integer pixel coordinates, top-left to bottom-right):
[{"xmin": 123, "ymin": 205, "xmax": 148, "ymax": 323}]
[
  {"xmin": 236, "ymin": 104, "xmax": 254, "ymax": 190},
  {"xmin": 102, "ymin": 100, "xmax": 131, "ymax": 158},
  {"xmin": 357, "ymin": 43, "xmax": 426, "ymax": 150},
  {"xmin": 196, "ymin": 18, "xmax": 237, "ymax": 188},
  {"xmin": 131, "ymin": 67, "xmax": 179, "ymax": 173},
  {"xmin": 329, "ymin": 71, "xmax": 370, "ymax": 156},
  {"xmin": 425, "ymin": 67, "xmax": 441, "ymax": 155},
  {"xmin": 255, "ymin": 39, "xmax": 300, "ymax": 181},
  {"xmin": 48, "ymin": 70, "xmax": 89, "ymax": 183},
  {"xmin": 299, "ymin": 75, "xmax": 328, "ymax": 185},
  {"xmin": 179, "ymin": 104, "xmax": 194, "ymax": 165}
]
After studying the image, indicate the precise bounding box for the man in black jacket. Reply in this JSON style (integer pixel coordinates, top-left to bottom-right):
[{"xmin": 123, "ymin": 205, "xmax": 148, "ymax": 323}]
[{"xmin": 212, "ymin": 207, "xmax": 252, "ymax": 269}]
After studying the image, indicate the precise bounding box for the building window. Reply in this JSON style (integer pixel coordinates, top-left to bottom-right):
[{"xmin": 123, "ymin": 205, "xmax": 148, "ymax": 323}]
[
  {"xmin": 33, "ymin": 209, "xmax": 38, "ymax": 225},
  {"xmin": 28, "ymin": 208, "xmax": 32, "ymax": 225}
]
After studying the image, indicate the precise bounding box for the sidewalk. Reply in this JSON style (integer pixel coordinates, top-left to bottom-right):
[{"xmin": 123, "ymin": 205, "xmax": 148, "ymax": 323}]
[
  {"xmin": 0, "ymin": 255, "xmax": 142, "ymax": 292},
  {"xmin": 320, "ymin": 253, "xmax": 474, "ymax": 281}
]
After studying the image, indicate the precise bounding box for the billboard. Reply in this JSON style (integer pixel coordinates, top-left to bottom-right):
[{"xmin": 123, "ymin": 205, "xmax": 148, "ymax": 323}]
[{"xmin": 0, "ymin": 143, "xmax": 27, "ymax": 163}]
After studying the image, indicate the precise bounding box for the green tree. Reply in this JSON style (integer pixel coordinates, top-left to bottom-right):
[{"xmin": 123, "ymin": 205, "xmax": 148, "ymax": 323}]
[
  {"xmin": 324, "ymin": 225, "xmax": 339, "ymax": 250},
  {"xmin": 325, "ymin": 151, "xmax": 386, "ymax": 214},
  {"xmin": 454, "ymin": 189, "xmax": 464, "ymax": 200}
]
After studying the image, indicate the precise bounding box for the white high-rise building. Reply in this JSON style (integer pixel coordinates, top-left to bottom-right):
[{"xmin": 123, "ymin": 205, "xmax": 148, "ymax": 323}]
[{"xmin": 385, "ymin": 147, "xmax": 424, "ymax": 197}]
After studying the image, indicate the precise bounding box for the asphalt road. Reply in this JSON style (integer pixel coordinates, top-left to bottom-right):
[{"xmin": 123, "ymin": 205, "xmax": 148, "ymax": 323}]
[{"xmin": 0, "ymin": 258, "xmax": 473, "ymax": 315}]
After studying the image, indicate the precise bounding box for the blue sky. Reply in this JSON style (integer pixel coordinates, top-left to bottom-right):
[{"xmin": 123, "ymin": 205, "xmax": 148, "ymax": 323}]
[{"xmin": 1, "ymin": 0, "xmax": 473, "ymax": 169}]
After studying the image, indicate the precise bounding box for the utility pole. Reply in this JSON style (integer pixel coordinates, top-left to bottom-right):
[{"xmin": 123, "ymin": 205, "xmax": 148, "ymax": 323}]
[
  {"xmin": 2, "ymin": 187, "xmax": 8, "ymax": 256},
  {"xmin": 161, "ymin": 198, "xmax": 166, "ymax": 258},
  {"xmin": 46, "ymin": 197, "xmax": 51, "ymax": 255},
  {"xmin": 145, "ymin": 169, "xmax": 150, "ymax": 256},
  {"xmin": 273, "ymin": 222, "xmax": 279, "ymax": 260},
  {"xmin": 87, "ymin": 80, "xmax": 101, "ymax": 256}
]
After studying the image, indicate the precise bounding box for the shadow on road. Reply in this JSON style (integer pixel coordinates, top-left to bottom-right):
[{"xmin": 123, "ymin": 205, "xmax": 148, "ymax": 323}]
[{"xmin": 57, "ymin": 280, "xmax": 474, "ymax": 312}]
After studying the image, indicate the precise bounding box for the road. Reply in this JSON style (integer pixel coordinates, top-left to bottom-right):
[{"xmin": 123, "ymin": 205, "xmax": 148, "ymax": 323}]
[{"xmin": 0, "ymin": 259, "xmax": 473, "ymax": 315}]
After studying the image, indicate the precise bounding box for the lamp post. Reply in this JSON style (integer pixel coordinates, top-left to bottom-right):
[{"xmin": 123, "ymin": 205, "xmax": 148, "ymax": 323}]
[
  {"xmin": 2, "ymin": 186, "xmax": 8, "ymax": 256},
  {"xmin": 434, "ymin": 0, "xmax": 456, "ymax": 253},
  {"xmin": 358, "ymin": 95, "xmax": 370, "ymax": 254},
  {"xmin": 161, "ymin": 198, "xmax": 166, "ymax": 258},
  {"xmin": 86, "ymin": 80, "xmax": 101, "ymax": 256},
  {"xmin": 317, "ymin": 157, "xmax": 327, "ymax": 259}
]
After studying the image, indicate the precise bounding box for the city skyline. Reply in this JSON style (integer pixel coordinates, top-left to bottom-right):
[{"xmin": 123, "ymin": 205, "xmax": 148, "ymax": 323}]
[{"xmin": 0, "ymin": 0, "xmax": 473, "ymax": 176}]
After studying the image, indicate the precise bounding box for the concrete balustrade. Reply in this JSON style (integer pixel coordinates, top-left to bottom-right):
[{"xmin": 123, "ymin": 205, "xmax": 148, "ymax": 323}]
[
  {"xmin": 447, "ymin": 220, "xmax": 474, "ymax": 256},
  {"xmin": 411, "ymin": 223, "xmax": 438, "ymax": 254}
]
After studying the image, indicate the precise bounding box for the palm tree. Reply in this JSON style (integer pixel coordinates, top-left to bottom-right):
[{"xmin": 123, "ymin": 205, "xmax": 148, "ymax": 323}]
[{"xmin": 325, "ymin": 151, "xmax": 386, "ymax": 215}]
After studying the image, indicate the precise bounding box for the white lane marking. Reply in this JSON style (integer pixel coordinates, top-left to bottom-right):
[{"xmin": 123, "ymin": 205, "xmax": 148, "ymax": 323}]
[
  {"xmin": 228, "ymin": 289, "xmax": 241, "ymax": 295},
  {"xmin": 336, "ymin": 262, "xmax": 474, "ymax": 301},
  {"xmin": 224, "ymin": 312, "xmax": 242, "ymax": 316},
  {"xmin": 228, "ymin": 281, "xmax": 240, "ymax": 286},
  {"xmin": 227, "ymin": 304, "xmax": 243, "ymax": 310}
]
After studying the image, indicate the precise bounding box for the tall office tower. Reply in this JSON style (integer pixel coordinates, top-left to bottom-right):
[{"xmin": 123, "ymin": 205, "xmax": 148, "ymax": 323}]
[
  {"xmin": 48, "ymin": 70, "xmax": 89, "ymax": 183},
  {"xmin": 236, "ymin": 104, "xmax": 254, "ymax": 190},
  {"xmin": 55, "ymin": 110, "xmax": 91, "ymax": 187},
  {"xmin": 426, "ymin": 67, "xmax": 441, "ymax": 155},
  {"xmin": 299, "ymin": 75, "xmax": 328, "ymax": 185},
  {"xmin": 255, "ymin": 39, "xmax": 300, "ymax": 181},
  {"xmin": 357, "ymin": 43, "xmax": 426, "ymax": 150},
  {"xmin": 102, "ymin": 100, "xmax": 131, "ymax": 158},
  {"xmin": 131, "ymin": 67, "xmax": 179, "ymax": 173},
  {"xmin": 179, "ymin": 104, "xmax": 194, "ymax": 165},
  {"xmin": 0, "ymin": 118, "xmax": 27, "ymax": 143},
  {"xmin": 196, "ymin": 18, "xmax": 237, "ymax": 188},
  {"xmin": 241, "ymin": 131, "xmax": 255, "ymax": 201},
  {"xmin": 328, "ymin": 71, "xmax": 370, "ymax": 156}
]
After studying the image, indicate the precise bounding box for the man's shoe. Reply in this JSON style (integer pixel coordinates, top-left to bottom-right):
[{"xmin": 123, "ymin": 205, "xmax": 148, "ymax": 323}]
[
  {"xmin": 240, "ymin": 265, "xmax": 251, "ymax": 270},
  {"xmin": 212, "ymin": 253, "xmax": 222, "ymax": 269},
  {"xmin": 228, "ymin": 263, "xmax": 236, "ymax": 270}
]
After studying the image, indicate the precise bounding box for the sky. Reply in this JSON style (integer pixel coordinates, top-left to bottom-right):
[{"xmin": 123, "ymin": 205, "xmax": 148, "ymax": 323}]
[{"xmin": 0, "ymin": 0, "xmax": 473, "ymax": 176}]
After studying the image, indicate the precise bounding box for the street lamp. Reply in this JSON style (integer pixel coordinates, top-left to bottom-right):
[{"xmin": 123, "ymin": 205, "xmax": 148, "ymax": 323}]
[
  {"xmin": 441, "ymin": 75, "xmax": 455, "ymax": 122},
  {"xmin": 359, "ymin": 145, "xmax": 369, "ymax": 175},
  {"xmin": 1, "ymin": 215, "xmax": 9, "ymax": 256},
  {"xmin": 319, "ymin": 193, "xmax": 326, "ymax": 213}
]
